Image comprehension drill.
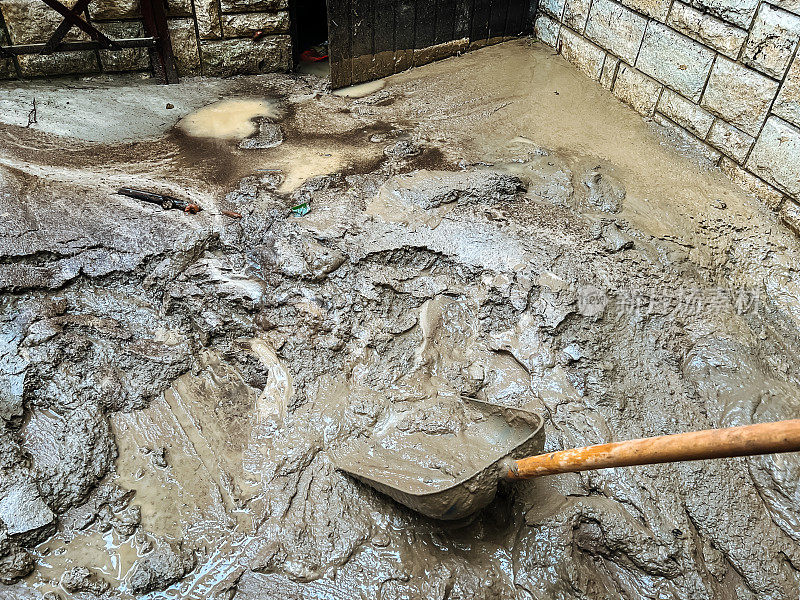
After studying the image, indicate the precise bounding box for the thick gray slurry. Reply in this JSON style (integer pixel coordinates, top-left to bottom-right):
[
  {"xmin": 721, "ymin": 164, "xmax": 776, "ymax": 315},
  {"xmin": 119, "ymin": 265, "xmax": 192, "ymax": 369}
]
[{"xmin": 1, "ymin": 41, "xmax": 800, "ymax": 600}]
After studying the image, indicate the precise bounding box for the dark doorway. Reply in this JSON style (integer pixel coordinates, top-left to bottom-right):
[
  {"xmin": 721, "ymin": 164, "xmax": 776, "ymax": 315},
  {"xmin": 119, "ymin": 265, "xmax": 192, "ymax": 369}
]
[{"xmin": 294, "ymin": 0, "xmax": 329, "ymax": 56}]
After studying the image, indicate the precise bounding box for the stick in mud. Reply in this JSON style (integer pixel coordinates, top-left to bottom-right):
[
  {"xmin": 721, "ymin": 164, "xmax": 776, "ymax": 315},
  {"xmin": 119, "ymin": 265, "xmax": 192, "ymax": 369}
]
[
  {"xmin": 26, "ymin": 98, "xmax": 37, "ymax": 127},
  {"xmin": 117, "ymin": 187, "xmax": 202, "ymax": 214}
]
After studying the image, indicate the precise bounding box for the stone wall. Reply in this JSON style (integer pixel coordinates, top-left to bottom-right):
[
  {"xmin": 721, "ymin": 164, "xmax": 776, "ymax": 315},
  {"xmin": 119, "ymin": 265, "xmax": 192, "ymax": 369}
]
[
  {"xmin": 0, "ymin": 0, "xmax": 291, "ymax": 79},
  {"xmin": 535, "ymin": 0, "xmax": 800, "ymax": 210}
]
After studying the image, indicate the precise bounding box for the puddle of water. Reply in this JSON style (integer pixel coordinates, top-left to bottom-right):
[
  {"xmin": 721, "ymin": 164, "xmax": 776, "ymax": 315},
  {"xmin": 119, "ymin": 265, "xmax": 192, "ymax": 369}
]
[
  {"xmin": 333, "ymin": 79, "xmax": 386, "ymax": 99},
  {"xmin": 266, "ymin": 146, "xmax": 346, "ymax": 192},
  {"xmin": 177, "ymin": 99, "xmax": 280, "ymax": 140},
  {"xmin": 28, "ymin": 530, "xmax": 142, "ymax": 596}
]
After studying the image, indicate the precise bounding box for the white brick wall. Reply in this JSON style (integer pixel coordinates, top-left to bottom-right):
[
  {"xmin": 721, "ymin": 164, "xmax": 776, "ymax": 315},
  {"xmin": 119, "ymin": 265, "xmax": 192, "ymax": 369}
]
[{"xmin": 537, "ymin": 0, "xmax": 800, "ymax": 209}]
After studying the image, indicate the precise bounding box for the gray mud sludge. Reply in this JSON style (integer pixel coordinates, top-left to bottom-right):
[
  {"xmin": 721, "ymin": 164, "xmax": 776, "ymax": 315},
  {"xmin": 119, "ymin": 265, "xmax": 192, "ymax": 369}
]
[{"xmin": 1, "ymin": 40, "xmax": 800, "ymax": 600}]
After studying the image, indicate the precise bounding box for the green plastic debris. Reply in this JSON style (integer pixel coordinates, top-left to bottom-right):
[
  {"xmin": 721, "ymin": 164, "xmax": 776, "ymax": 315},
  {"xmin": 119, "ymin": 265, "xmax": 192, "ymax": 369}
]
[{"xmin": 291, "ymin": 202, "xmax": 310, "ymax": 217}]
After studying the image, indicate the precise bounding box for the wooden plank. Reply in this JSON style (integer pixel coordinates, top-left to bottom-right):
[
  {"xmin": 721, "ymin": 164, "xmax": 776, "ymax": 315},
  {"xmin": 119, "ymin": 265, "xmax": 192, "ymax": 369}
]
[
  {"xmin": 38, "ymin": 0, "xmax": 119, "ymax": 49},
  {"xmin": 488, "ymin": 0, "xmax": 509, "ymax": 42},
  {"xmin": 372, "ymin": 0, "xmax": 395, "ymax": 79},
  {"xmin": 393, "ymin": 0, "xmax": 415, "ymax": 72},
  {"xmin": 350, "ymin": 0, "xmax": 375, "ymax": 83},
  {"xmin": 1, "ymin": 39, "xmax": 156, "ymax": 54},
  {"xmin": 525, "ymin": 0, "xmax": 538, "ymax": 33},
  {"xmin": 454, "ymin": 0, "xmax": 473, "ymax": 40},
  {"xmin": 141, "ymin": 0, "xmax": 179, "ymax": 83},
  {"xmin": 414, "ymin": 0, "xmax": 437, "ymax": 49},
  {"xmin": 328, "ymin": 0, "xmax": 352, "ymax": 88},
  {"xmin": 469, "ymin": 0, "xmax": 491, "ymax": 45},
  {"xmin": 434, "ymin": 0, "xmax": 456, "ymax": 46},
  {"xmin": 412, "ymin": 0, "xmax": 436, "ymax": 65},
  {"xmin": 41, "ymin": 0, "xmax": 91, "ymax": 54},
  {"xmin": 504, "ymin": 0, "xmax": 527, "ymax": 36},
  {"xmin": 0, "ymin": 10, "xmax": 20, "ymax": 77}
]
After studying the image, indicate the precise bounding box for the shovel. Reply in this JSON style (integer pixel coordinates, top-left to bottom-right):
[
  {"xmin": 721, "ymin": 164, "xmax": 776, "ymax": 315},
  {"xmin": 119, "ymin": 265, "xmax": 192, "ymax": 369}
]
[{"xmin": 336, "ymin": 398, "xmax": 800, "ymax": 520}]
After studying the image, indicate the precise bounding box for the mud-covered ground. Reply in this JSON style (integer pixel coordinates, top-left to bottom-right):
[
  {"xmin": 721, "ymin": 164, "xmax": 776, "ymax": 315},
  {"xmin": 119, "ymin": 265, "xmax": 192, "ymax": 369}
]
[{"xmin": 2, "ymin": 40, "xmax": 800, "ymax": 599}]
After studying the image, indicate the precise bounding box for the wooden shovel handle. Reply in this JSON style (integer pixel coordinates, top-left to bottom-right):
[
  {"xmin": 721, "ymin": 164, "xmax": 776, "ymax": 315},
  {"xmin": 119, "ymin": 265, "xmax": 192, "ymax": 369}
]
[{"xmin": 506, "ymin": 419, "xmax": 800, "ymax": 480}]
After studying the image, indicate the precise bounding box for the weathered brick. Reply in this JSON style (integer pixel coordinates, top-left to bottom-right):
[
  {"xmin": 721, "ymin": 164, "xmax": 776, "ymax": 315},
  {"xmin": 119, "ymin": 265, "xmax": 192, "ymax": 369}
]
[
  {"xmin": 746, "ymin": 117, "xmax": 800, "ymax": 197},
  {"xmin": 600, "ymin": 54, "xmax": 620, "ymax": 89},
  {"xmin": 719, "ymin": 157, "xmax": 785, "ymax": 210},
  {"xmin": 168, "ymin": 18, "xmax": 201, "ymax": 77},
  {"xmin": 0, "ymin": 23, "xmax": 13, "ymax": 78},
  {"xmin": 636, "ymin": 22, "xmax": 714, "ymax": 102},
  {"xmin": 220, "ymin": 0, "xmax": 286, "ymax": 11},
  {"xmin": 657, "ymin": 88, "xmax": 714, "ymax": 137},
  {"xmin": 585, "ymin": 0, "xmax": 648, "ymax": 65},
  {"xmin": 559, "ymin": 28, "xmax": 605, "ymax": 80},
  {"xmin": 613, "ymin": 63, "xmax": 662, "ymax": 116},
  {"xmin": 0, "ymin": 0, "xmax": 87, "ymax": 43},
  {"xmin": 0, "ymin": 58, "xmax": 13, "ymax": 79},
  {"xmin": 770, "ymin": 0, "xmax": 800, "ymax": 16},
  {"xmin": 781, "ymin": 200, "xmax": 800, "ymax": 234},
  {"xmin": 95, "ymin": 21, "xmax": 149, "ymax": 72},
  {"xmin": 89, "ymin": 0, "xmax": 140, "ymax": 20},
  {"xmin": 564, "ymin": 0, "xmax": 592, "ymax": 32},
  {"xmin": 652, "ymin": 113, "xmax": 721, "ymax": 165},
  {"xmin": 620, "ymin": 0, "xmax": 670, "ymax": 21},
  {"xmin": 706, "ymin": 119, "xmax": 754, "ymax": 162},
  {"xmin": 742, "ymin": 4, "xmax": 800, "ymax": 79},
  {"xmin": 201, "ymin": 34, "xmax": 290, "ymax": 76},
  {"xmin": 774, "ymin": 53, "xmax": 800, "ymax": 128},
  {"xmin": 17, "ymin": 51, "xmax": 98, "ymax": 77},
  {"xmin": 535, "ymin": 14, "xmax": 560, "ymax": 47},
  {"xmin": 540, "ymin": 0, "xmax": 567, "ymax": 19},
  {"xmin": 166, "ymin": 0, "xmax": 193, "ymax": 17},
  {"xmin": 701, "ymin": 57, "xmax": 780, "ymax": 137},
  {"xmin": 686, "ymin": 0, "xmax": 759, "ymax": 29},
  {"xmin": 667, "ymin": 2, "xmax": 747, "ymax": 59},
  {"xmin": 221, "ymin": 11, "xmax": 288, "ymax": 37},
  {"xmin": 195, "ymin": 0, "xmax": 223, "ymax": 39}
]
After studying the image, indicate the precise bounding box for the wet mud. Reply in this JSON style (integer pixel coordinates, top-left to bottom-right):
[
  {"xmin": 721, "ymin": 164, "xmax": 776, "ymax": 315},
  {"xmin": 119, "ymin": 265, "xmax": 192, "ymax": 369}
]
[{"xmin": 1, "ymin": 40, "xmax": 800, "ymax": 600}]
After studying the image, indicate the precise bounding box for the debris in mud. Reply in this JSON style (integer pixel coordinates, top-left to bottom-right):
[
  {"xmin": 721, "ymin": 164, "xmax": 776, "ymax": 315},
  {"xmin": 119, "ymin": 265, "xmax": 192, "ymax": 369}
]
[
  {"xmin": 290, "ymin": 201, "xmax": 310, "ymax": 216},
  {"xmin": 601, "ymin": 222, "xmax": 634, "ymax": 252},
  {"xmin": 0, "ymin": 527, "xmax": 33, "ymax": 584},
  {"xmin": 61, "ymin": 566, "xmax": 111, "ymax": 595},
  {"xmin": 0, "ymin": 482, "xmax": 55, "ymax": 540},
  {"xmin": 379, "ymin": 169, "xmax": 524, "ymax": 211},
  {"xmin": 117, "ymin": 187, "xmax": 202, "ymax": 213},
  {"xmin": 580, "ymin": 168, "xmax": 625, "ymax": 213},
  {"xmin": 26, "ymin": 98, "xmax": 37, "ymax": 128},
  {"xmin": 128, "ymin": 542, "xmax": 196, "ymax": 594},
  {"xmin": 239, "ymin": 120, "xmax": 284, "ymax": 150},
  {"xmin": 384, "ymin": 139, "xmax": 422, "ymax": 159}
]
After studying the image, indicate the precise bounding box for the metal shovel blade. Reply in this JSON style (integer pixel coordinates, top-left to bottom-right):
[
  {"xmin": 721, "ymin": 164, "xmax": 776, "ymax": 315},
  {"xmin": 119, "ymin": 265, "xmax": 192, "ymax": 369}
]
[{"xmin": 335, "ymin": 397, "xmax": 545, "ymax": 520}]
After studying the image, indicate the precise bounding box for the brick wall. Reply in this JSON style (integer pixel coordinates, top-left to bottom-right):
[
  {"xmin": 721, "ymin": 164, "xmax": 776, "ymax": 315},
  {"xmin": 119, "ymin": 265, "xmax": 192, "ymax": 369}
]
[
  {"xmin": 535, "ymin": 0, "xmax": 800, "ymax": 211},
  {"xmin": 0, "ymin": 0, "xmax": 291, "ymax": 79}
]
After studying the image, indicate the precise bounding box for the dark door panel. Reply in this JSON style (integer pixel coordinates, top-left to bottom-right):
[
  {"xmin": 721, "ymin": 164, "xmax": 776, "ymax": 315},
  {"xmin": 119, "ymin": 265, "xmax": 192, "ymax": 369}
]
[
  {"xmin": 328, "ymin": 0, "xmax": 353, "ymax": 88},
  {"xmin": 328, "ymin": 0, "xmax": 535, "ymax": 88}
]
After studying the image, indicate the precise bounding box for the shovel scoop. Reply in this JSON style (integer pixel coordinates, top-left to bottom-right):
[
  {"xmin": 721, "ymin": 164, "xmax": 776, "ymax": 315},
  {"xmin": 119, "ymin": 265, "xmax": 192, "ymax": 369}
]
[{"xmin": 335, "ymin": 397, "xmax": 800, "ymax": 520}]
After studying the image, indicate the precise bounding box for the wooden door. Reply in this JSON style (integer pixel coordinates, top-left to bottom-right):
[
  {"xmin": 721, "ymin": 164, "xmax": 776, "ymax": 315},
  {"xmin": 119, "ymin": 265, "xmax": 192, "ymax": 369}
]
[{"xmin": 328, "ymin": 0, "xmax": 534, "ymax": 88}]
